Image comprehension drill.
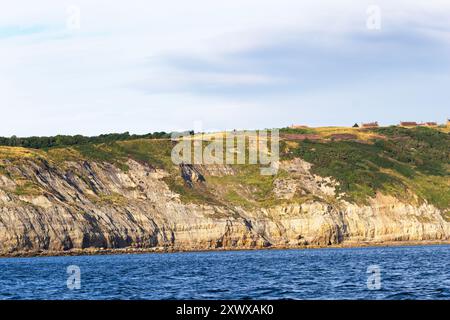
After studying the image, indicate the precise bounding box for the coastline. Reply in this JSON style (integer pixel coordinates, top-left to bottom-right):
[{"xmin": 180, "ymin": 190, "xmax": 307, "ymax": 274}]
[{"xmin": 2, "ymin": 240, "xmax": 449, "ymax": 259}]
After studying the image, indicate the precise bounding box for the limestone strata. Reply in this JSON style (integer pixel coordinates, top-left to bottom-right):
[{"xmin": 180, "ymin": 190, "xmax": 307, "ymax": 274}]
[{"xmin": 0, "ymin": 158, "xmax": 448, "ymax": 256}]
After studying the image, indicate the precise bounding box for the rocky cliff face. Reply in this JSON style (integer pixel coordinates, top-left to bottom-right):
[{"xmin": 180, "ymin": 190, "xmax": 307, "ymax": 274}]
[{"xmin": 0, "ymin": 155, "xmax": 449, "ymax": 256}]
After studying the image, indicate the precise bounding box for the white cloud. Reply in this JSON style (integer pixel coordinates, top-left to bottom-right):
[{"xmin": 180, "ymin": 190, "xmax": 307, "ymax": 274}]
[{"xmin": 1, "ymin": 0, "xmax": 450, "ymax": 135}]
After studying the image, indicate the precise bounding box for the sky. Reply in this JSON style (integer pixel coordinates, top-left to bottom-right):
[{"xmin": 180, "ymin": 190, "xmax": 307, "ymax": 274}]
[{"xmin": 0, "ymin": 0, "xmax": 449, "ymax": 136}]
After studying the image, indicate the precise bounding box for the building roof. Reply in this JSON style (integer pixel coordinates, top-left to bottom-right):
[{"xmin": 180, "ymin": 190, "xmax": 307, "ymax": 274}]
[
  {"xmin": 400, "ymin": 122, "xmax": 418, "ymax": 126},
  {"xmin": 361, "ymin": 122, "xmax": 379, "ymax": 127}
]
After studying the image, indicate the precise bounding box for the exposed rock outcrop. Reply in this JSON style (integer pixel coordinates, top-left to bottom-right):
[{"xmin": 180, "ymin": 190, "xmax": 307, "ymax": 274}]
[{"xmin": 0, "ymin": 157, "xmax": 448, "ymax": 256}]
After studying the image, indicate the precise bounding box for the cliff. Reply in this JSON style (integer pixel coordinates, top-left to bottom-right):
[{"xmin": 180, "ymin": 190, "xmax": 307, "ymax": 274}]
[{"xmin": 0, "ymin": 126, "xmax": 449, "ymax": 256}]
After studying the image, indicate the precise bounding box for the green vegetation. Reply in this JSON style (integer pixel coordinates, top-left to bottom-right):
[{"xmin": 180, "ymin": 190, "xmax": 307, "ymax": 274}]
[
  {"xmin": 89, "ymin": 193, "xmax": 128, "ymax": 206},
  {"xmin": 284, "ymin": 127, "xmax": 449, "ymax": 208},
  {"xmin": 410, "ymin": 175, "xmax": 450, "ymax": 210},
  {"xmin": 46, "ymin": 139, "xmax": 175, "ymax": 171},
  {"xmin": 0, "ymin": 164, "xmax": 7, "ymax": 175},
  {"xmin": 14, "ymin": 181, "xmax": 42, "ymax": 196},
  {"xmin": 0, "ymin": 126, "xmax": 448, "ymax": 211},
  {"xmin": 371, "ymin": 126, "xmax": 449, "ymax": 176},
  {"xmin": 163, "ymin": 175, "xmax": 223, "ymax": 205},
  {"xmin": 208, "ymin": 166, "xmax": 275, "ymax": 207},
  {"xmin": 288, "ymin": 140, "xmax": 407, "ymax": 203},
  {"xmin": 0, "ymin": 132, "xmax": 171, "ymax": 149},
  {"xmin": 280, "ymin": 127, "xmax": 317, "ymax": 134}
]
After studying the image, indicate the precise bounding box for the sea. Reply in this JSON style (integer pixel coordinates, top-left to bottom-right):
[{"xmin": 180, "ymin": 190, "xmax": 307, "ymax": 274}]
[{"xmin": 0, "ymin": 245, "xmax": 448, "ymax": 300}]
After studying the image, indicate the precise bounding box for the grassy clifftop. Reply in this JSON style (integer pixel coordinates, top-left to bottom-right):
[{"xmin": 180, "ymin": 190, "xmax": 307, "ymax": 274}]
[
  {"xmin": 0, "ymin": 126, "xmax": 448, "ymax": 212},
  {"xmin": 283, "ymin": 126, "xmax": 449, "ymax": 209}
]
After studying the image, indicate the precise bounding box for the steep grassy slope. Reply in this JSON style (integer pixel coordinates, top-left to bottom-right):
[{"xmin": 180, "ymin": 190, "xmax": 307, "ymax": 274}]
[
  {"xmin": 0, "ymin": 126, "xmax": 448, "ymax": 211},
  {"xmin": 282, "ymin": 127, "xmax": 449, "ymax": 210}
]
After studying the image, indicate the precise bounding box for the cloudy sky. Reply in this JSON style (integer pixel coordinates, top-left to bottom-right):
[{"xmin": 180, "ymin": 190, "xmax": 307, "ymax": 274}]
[{"xmin": 1, "ymin": 0, "xmax": 449, "ymax": 136}]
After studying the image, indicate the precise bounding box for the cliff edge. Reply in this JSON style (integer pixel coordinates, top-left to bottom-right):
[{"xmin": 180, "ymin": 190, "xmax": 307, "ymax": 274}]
[{"xmin": 0, "ymin": 126, "xmax": 448, "ymax": 255}]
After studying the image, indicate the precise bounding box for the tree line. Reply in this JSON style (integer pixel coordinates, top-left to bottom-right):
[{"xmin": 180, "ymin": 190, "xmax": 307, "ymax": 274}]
[{"xmin": 0, "ymin": 132, "xmax": 172, "ymax": 149}]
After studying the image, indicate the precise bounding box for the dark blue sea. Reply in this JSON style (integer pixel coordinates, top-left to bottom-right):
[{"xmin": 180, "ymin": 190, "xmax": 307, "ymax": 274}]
[{"xmin": 0, "ymin": 245, "xmax": 449, "ymax": 300}]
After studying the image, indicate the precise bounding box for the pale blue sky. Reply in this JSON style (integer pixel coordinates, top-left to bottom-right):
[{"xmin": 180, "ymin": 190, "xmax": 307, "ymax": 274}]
[{"xmin": 0, "ymin": 0, "xmax": 449, "ymax": 136}]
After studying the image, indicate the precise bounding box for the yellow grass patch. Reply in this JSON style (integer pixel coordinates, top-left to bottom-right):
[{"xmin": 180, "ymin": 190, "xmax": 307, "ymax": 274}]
[
  {"xmin": 0, "ymin": 146, "xmax": 42, "ymax": 159},
  {"xmin": 313, "ymin": 127, "xmax": 384, "ymax": 141}
]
